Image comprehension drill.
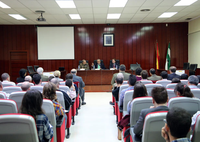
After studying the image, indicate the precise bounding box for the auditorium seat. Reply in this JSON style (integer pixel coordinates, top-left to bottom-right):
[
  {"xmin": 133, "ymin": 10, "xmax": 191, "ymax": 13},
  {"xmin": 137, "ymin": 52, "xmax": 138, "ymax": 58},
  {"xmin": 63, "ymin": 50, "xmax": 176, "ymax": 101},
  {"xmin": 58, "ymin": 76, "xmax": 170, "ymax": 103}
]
[
  {"xmin": 183, "ymin": 62, "xmax": 190, "ymax": 70},
  {"xmin": 2, "ymin": 82, "xmax": 16, "ymax": 88},
  {"xmin": 74, "ymin": 82, "xmax": 80, "ymax": 114},
  {"xmin": 3, "ymin": 86, "xmax": 22, "ymax": 94},
  {"xmin": 0, "ymin": 99, "xmax": 18, "ymax": 114},
  {"xmin": 167, "ymin": 89, "xmax": 176, "ymax": 99},
  {"xmin": 168, "ymin": 97, "xmax": 200, "ymax": 116},
  {"xmin": 59, "ymin": 81, "xmax": 65, "ymax": 85},
  {"xmin": 0, "ymin": 92, "xmax": 6, "ymax": 99},
  {"xmin": 56, "ymin": 91, "xmax": 65, "ymax": 109},
  {"xmin": 145, "ymin": 84, "xmax": 163, "ymax": 96},
  {"xmin": 27, "ymin": 66, "xmax": 36, "ymax": 74},
  {"xmin": 9, "ymin": 91, "xmax": 26, "ymax": 109},
  {"xmin": 166, "ymin": 83, "xmax": 177, "ymax": 90},
  {"xmin": 130, "ymin": 111, "xmax": 168, "ymax": 142},
  {"xmin": 197, "ymin": 83, "xmax": 200, "ymax": 89},
  {"xmin": 156, "ymin": 80, "xmax": 171, "ymax": 88},
  {"xmin": 192, "ymin": 114, "xmax": 200, "ymax": 142},
  {"xmin": 191, "ymin": 89, "xmax": 200, "ymax": 99},
  {"xmin": 41, "ymin": 81, "xmax": 48, "ymax": 86},
  {"xmin": 140, "ymin": 80, "xmax": 153, "ymax": 85},
  {"xmin": 34, "ymin": 65, "xmax": 39, "ymax": 72},
  {"xmin": 122, "ymin": 80, "xmax": 128, "ymax": 85},
  {"xmin": 123, "ymin": 90, "xmax": 134, "ymax": 116},
  {"xmin": 30, "ymin": 86, "xmax": 43, "ymax": 93},
  {"xmin": 180, "ymin": 80, "xmax": 188, "ymax": 85},
  {"xmin": 0, "ymin": 114, "xmax": 39, "ymax": 142},
  {"xmin": 59, "ymin": 85, "xmax": 70, "ymax": 93},
  {"xmin": 17, "ymin": 82, "xmax": 34, "ymax": 86}
]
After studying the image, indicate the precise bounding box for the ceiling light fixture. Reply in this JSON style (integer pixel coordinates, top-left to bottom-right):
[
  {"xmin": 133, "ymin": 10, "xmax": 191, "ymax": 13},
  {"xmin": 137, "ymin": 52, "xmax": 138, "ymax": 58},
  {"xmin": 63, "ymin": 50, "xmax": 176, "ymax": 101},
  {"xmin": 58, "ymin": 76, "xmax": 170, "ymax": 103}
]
[
  {"xmin": 107, "ymin": 14, "xmax": 121, "ymax": 19},
  {"xmin": 0, "ymin": 1, "xmax": 10, "ymax": 8},
  {"xmin": 109, "ymin": 0, "xmax": 128, "ymax": 7},
  {"xmin": 55, "ymin": 0, "xmax": 76, "ymax": 8},
  {"xmin": 158, "ymin": 12, "xmax": 177, "ymax": 18},
  {"xmin": 69, "ymin": 14, "xmax": 81, "ymax": 19},
  {"xmin": 174, "ymin": 0, "xmax": 198, "ymax": 6},
  {"xmin": 9, "ymin": 14, "xmax": 27, "ymax": 20},
  {"xmin": 140, "ymin": 9, "xmax": 150, "ymax": 12}
]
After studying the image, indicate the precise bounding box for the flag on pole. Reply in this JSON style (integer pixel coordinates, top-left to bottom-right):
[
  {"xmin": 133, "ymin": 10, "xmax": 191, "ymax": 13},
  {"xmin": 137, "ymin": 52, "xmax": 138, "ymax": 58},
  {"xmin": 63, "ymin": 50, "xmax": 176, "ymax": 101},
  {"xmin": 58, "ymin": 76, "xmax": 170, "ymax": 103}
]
[
  {"xmin": 156, "ymin": 41, "xmax": 160, "ymax": 69},
  {"xmin": 165, "ymin": 42, "xmax": 171, "ymax": 70}
]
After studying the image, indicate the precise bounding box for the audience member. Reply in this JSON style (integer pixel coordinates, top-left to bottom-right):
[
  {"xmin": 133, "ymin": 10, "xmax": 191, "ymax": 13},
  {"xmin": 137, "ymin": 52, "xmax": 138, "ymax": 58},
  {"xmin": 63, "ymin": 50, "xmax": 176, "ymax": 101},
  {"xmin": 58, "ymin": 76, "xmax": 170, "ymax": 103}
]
[
  {"xmin": 109, "ymin": 59, "xmax": 119, "ymax": 70},
  {"xmin": 91, "ymin": 59, "xmax": 106, "ymax": 69},
  {"xmin": 160, "ymin": 71, "xmax": 168, "ymax": 80},
  {"xmin": 197, "ymin": 75, "xmax": 200, "ymax": 83},
  {"xmin": 33, "ymin": 74, "xmax": 42, "ymax": 85},
  {"xmin": 135, "ymin": 67, "xmax": 142, "ymax": 81},
  {"xmin": 167, "ymin": 66, "xmax": 180, "ymax": 80},
  {"xmin": 111, "ymin": 64, "xmax": 130, "ymax": 86},
  {"xmin": 1, "ymin": 73, "xmax": 16, "ymax": 86},
  {"xmin": 189, "ymin": 70, "xmax": 195, "ymax": 76},
  {"xmin": 65, "ymin": 73, "xmax": 78, "ymax": 95},
  {"xmin": 188, "ymin": 75, "xmax": 199, "ymax": 89},
  {"xmin": 148, "ymin": 68, "xmax": 161, "ymax": 81},
  {"xmin": 48, "ymin": 76, "xmax": 55, "ymax": 82},
  {"xmin": 141, "ymin": 70, "xmax": 148, "ymax": 80},
  {"xmin": 71, "ymin": 69, "xmax": 86, "ymax": 105},
  {"xmin": 192, "ymin": 111, "xmax": 200, "ymax": 130},
  {"xmin": 21, "ymin": 82, "xmax": 31, "ymax": 91},
  {"xmin": 16, "ymin": 68, "xmax": 27, "ymax": 83},
  {"xmin": 171, "ymin": 78, "xmax": 181, "ymax": 83},
  {"xmin": 112, "ymin": 74, "xmax": 123, "ymax": 102},
  {"xmin": 51, "ymin": 78, "xmax": 72, "ymax": 110},
  {"xmin": 65, "ymin": 79, "xmax": 76, "ymax": 99},
  {"xmin": 20, "ymin": 89, "xmax": 53, "ymax": 142},
  {"xmin": 134, "ymin": 86, "xmax": 169, "ymax": 136},
  {"xmin": 161, "ymin": 107, "xmax": 191, "ymax": 142},
  {"xmin": 37, "ymin": 67, "xmax": 49, "ymax": 81},
  {"xmin": 174, "ymin": 83, "xmax": 194, "ymax": 98},
  {"xmin": 119, "ymin": 75, "xmax": 136, "ymax": 109},
  {"xmin": 54, "ymin": 70, "xmax": 63, "ymax": 82},
  {"xmin": 24, "ymin": 75, "xmax": 32, "ymax": 82},
  {"xmin": 80, "ymin": 59, "xmax": 89, "ymax": 70},
  {"xmin": 180, "ymin": 74, "xmax": 188, "ymax": 80}
]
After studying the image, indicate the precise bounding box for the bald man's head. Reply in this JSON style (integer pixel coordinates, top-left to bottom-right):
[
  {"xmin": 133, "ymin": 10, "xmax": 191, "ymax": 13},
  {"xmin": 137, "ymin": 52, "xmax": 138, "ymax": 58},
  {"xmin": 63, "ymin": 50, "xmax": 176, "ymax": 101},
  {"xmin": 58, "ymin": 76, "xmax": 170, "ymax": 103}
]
[
  {"xmin": 21, "ymin": 82, "xmax": 31, "ymax": 91},
  {"xmin": 71, "ymin": 69, "xmax": 77, "ymax": 75},
  {"xmin": 25, "ymin": 75, "xmax": 32, "ymax": 82}
]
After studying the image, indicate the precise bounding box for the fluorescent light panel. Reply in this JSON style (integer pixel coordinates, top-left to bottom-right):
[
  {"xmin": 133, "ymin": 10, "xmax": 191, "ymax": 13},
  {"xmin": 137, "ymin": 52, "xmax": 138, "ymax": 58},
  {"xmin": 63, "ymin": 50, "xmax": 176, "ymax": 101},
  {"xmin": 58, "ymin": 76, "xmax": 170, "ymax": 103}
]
[
  {"xmin": 55, "ymin": 0, "xmax": 76, "ymax": 8},
  {"xmin": 158, "ymin": 12, "xmax": 177, "ymax": 18},
  {"xmin": 0, "ymin": 1, "xmax": 10, "ymax": 8},
  {"xmin": 9, "ymin": 14, "xmax": 27, "ymax": 20},
  {"xmin": 174, "ymin": 0, "xmax": 198, "ymax": 6},
  {"xmin": 109, "ymin": 0, "xmax": 128, "ymax": 7},
  {"xmin": 69, "ymin": 14, "xmax": 81, "ymax": 19},
  {"xmin": 107, "ymin": 14, "xmax": 121, "ymax": 19}
]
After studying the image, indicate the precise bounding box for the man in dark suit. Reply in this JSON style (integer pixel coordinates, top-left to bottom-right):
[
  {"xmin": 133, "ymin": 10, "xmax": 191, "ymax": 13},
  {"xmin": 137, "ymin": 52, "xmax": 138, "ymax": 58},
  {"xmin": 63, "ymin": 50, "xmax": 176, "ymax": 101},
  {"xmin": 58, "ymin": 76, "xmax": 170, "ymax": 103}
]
[
  {"xmin": 71, "ymin": 69, "xmax": 86, "ymax": 105},
  {"xmin": 91, "ymin": 59, "xmax": 106, "ymax": 69},
  {"xmin": 133, "ymin": 86, "xmax": 169, "ymax": 136},
  {"xmin": 167, "ymin": 66, "xmax": 180, "ymax": 80},
  {"xmin": 109, "ymin": 59, "xmax": 119, "ymax": 70}
]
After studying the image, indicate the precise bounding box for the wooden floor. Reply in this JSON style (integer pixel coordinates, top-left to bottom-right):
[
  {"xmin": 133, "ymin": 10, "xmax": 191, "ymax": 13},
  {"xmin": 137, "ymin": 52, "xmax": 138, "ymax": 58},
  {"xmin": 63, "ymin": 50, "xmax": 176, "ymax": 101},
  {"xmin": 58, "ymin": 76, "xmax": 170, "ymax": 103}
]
[{"xmin": 84, "ymin": 85, "xmax": 112, "ymax": 92}]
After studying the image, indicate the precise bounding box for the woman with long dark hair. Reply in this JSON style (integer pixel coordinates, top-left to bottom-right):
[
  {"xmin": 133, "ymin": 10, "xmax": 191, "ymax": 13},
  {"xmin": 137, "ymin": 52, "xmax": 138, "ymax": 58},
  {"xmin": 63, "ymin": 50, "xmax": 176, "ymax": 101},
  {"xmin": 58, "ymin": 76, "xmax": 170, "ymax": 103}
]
[
  {"xmin": 20, "ymin": 89, "xmax": 53, "ymax": 142},
  {"xmin": 174, "ymin": 83, "xmax": 194, "ymax": 98}
]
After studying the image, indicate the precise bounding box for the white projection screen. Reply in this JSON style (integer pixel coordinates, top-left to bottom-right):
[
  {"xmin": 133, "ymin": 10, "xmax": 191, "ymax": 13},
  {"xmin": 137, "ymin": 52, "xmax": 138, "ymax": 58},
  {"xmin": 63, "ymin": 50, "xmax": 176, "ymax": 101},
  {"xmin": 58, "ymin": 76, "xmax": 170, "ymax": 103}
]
[{"xmin": 37, "ymin": 26, "xmax": 74, "ymax": 60}]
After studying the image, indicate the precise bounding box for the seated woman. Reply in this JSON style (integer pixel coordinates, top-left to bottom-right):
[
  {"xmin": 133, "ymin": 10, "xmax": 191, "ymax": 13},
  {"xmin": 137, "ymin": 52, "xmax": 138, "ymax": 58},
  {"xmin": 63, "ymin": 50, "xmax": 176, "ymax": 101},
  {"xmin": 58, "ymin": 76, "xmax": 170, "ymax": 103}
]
[
  {"xmin": 174, "ymin": 83, "xmax": 194, "ymax": 98},
  {"xmin": 53, "ymin": 70, "xmax": 63, "ymax": 82},
  {"xmin": 20, "ymin": 89, "xmax": 53, "ymax": 142},
  {"xmin": 65, "ymin": 79, "xmax": 76, "ymax": 99},
  {"xmin": 17, "ymin": 68, "xmax": 27, "ymax": 83},
  {"xmin": 135, "ymin": 67, "xmax": 142, "ymax": 81}
]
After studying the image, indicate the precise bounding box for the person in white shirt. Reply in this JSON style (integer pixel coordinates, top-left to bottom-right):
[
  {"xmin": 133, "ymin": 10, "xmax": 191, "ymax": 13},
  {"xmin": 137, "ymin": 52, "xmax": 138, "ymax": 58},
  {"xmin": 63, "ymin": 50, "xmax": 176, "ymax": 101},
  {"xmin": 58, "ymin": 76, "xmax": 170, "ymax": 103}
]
[
  {"xmin": 1, "ymin": 73, "xmax": 16, "ymax": 86},
  {"xmin": 65, "ymin": 79, "xmax": 76, "ymax": 99}
]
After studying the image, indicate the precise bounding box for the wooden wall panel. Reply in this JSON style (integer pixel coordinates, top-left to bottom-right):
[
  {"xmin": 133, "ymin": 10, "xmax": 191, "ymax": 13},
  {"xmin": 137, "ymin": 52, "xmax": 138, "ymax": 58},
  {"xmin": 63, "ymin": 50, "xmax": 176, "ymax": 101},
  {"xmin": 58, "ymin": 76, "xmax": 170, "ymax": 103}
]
[{"xmin": 0, "ymin": 23, "xmax": 188, "ymax": 82}]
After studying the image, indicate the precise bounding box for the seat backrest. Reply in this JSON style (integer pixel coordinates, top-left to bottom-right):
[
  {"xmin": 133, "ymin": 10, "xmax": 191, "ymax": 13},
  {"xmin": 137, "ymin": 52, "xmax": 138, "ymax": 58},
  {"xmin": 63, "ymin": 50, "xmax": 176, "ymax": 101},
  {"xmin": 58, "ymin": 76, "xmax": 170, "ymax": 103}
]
[
  {"xmin": 145, "ymin": 84, "xmax": 163, "ymax": 96},
  {"xmin": 191, "ymin": 89, "xmax": 200, "ymax": 99},
  {"xmin": 183, "ymin": 62, "xmax": 190, "ymax": 70},
  {"xmin": 180, "ymin": 80, "xmax": 188, "ymax": 85},
  {"xmin": 59, "ymin": 85, "xmax": 70, "ymax": 94},
  {"xmin": 130, "ymin": 97, "xmax": 153, "ymax": 126},
  {"xmin": 42, "ymin": 99, "xmax": 57, "ymax": 142},
  {"xmin": 168, "ymin": 97, "xmax": 200, "ymax": 116},
  {"xmin": 0, "ymin": 99, "xmax": 18, "ymax": 114},
  {"xmin": 140, "ymin": 80, "xmax": 153, "ymax": 85},
  {"xmin": 0, "ymin": 92, "xmax": 6, "ymax": 99},
  {"xmin": 0, "ymin": 114, "xmax": 39, "ymax": 142},
  {"xmin": 34, "ymin": 65, "xmax": 39, "ymax": 72},
  {"xmin": 30, "ymin": 86, "xmax": 43, "ymax": 93},
  {"xmin": 123, "ymin": 90, "xmax": 134, "ymax": 112},
  {"xmin": 119, "ymin": 84, "xmax": 129, "ymax": 96},
  {"xmin": 41, "ymin": 82, "xmax": 48, "ymax": 86},
  {"xmin": 122, "ymin": 80, "xmax": 128, "ymax": 85},
  {"xmin": 192, "ymin": 114, "xmax": 200, "ymax": 142},
  {"xmin": 166, "ymin": 83, "xmax": 177, "ymax": 90},
  {"xmin": 9, "ymin": 91, "xmax": 26, "ymax": 109},
  {"xmin": 56, "ymin": 91, "xmax": 65, "ymax": 109},
  {"xmin": 142, "ymin": 111, "xmax": 168, "ymax": 142},
  {"xmin": 17, "ymin": 82, "xmax": 34, "ymax": 86},
  {"xmin": 2, "ymin": 82, "xmax": 16, "ymax": 88},
  {"xmin": 156, "ymin": 80, "xmax": 171, "ymax": 88},
  {"xmin": 59, "ymin": 81, "xmax": 65, "ymax": 85},
  {"xmin": 27, "ymin": 66, "xmax": 35, "ymax": 74},
  {"xmin": 167, "ymin": 89, "xmax": 176, "ymax": 99},
  {"xmin": 190, "ymin": 64, "xmax": 198, "ymax": 71},
  {"xmin": 3, "ymin": 86, "xmax": 22, "ymax": 94}
]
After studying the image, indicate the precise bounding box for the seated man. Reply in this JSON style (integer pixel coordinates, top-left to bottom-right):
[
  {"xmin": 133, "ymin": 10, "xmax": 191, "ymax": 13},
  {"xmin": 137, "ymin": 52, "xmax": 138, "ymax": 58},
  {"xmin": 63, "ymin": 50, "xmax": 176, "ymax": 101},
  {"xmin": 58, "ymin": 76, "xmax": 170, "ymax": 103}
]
[
  {"xmin": 21, "ymin": 82, "xmax": 31, "ymax": 91},
  {"xmin": 161, "ymin": 107, "xmax": 191, "ymax": 142},
  {"xmin": 141, "ymin": 70, "xmax": 148, "ymax": 80},
  {"xmin": 119, "ymin": 75, "xmax": 136, "ymax": 109},
  {"xmin": 147, "ymin": 68, "xmax": 162, "ymax": 81},
  {"xmin": 71, "ymin": 69, "xmax": 86, "ymax": 105},
  {"xmin": 1, "ymin": 73, "xmax": 16, "ymax": 86},
  {"xmin": 134, "ymin": 86, "xmax": 169, "ymax": 136},
  {"xmin": 180, "ymin": 73, "xmax": 188, "ymax": 80},
  {"xmin": 33, "ymin": 74, "xmax": 42, "ymax": 85},
  {"xmin": 112, "ymin": 73, "xmax": 124, "ymax": 102},
  {"xmin": 79, "ymin": 59, "xmax": 89, "ymax": 70},
  {"xmin": 160, "ymin": 71, "xmax": 168, "ymax": 80},
  {"xmin": 188, "ymin": 75, "xmax": 199, "ymax": 89},
  {"xmin": 109, "ymin": 59, "xmax": 119, "ymax": 70},
  {"xmin": 171, "ymin": 78, "xmax": 181, "ymax": 83},
  {"xmin": 24, "ymin": 75, "xmax": 32, "ymax": 82},
  {"xmin": 37, "ymin": 67, "xmax": 49, "ymax": 81},
  {"xmin": 91, "ymin": 59, "xmax": 106, "ymax": 69},
  {"xmin": 167, "ymin": 66, "xmax": 180, "ymax": 80}
]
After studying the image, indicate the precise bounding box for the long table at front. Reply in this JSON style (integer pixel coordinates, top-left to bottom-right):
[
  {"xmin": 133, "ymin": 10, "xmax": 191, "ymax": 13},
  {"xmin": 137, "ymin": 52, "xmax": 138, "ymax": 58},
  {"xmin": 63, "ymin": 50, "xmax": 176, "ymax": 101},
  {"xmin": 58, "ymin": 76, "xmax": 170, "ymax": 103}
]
[{"xmin": 77, "ymin": 70, "xmax": 132, "ymax": 92}]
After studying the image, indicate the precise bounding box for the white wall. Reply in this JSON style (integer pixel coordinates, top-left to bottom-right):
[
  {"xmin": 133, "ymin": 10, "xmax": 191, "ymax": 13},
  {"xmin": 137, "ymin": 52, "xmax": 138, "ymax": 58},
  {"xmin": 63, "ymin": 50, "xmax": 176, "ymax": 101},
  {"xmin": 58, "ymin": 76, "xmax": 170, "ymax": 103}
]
[{"xmin": 189, "ymin": 17, "xmax": 200, "ymax": 67}]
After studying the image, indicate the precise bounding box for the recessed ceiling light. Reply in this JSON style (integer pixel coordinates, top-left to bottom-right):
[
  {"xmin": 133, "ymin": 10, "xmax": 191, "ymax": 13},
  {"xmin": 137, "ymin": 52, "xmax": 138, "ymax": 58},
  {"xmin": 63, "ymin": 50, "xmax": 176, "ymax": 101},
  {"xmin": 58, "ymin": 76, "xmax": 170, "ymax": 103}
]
[
  {"xmin": 0, "ymin": 1, "xmax": 10, "ymax": 8},
  {"xmin": 107, "ymin": 14, "xmax": 121, "ymax": 19},
  {"xmin": 9, "ymin": 14, "xmax": 27, "ymax": 20},
  {"xmin": 55, "ymin": 0, "xmax": 76, "ymax": 8},
  {"xmin": 109, "ymin": 0, "xmax": 128, "ymax": 7},
  {"xmin": 140, "ymin": 9, "xmax": 150, "ymax": 12},
  {"xmin": 185, "ymin": 18, "xmax": 192, "ymax": 20},
  {"xmin": 158, "ymin": 12, "xmax": 177, "ymax": 18},
  {"xmin": 69, "ymin": 14, "xmax": 81, "ymax": 19},
  {"xmin": 174, "ymin": 0, "xmax": 198, "ymax": 6}
]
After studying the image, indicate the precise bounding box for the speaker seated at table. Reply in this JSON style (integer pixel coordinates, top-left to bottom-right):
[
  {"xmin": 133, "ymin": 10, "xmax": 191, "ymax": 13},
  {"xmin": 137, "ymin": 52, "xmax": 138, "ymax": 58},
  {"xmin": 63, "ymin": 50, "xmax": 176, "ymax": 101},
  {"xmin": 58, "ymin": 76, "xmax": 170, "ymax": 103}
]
[
  {"xmin": 91, "ymin": 59, "xmax": 106, "ymax": 69},
  {"xmin": 79, "ymin": 59, "xmax": 89, "ymax": 70},
  {"xmin": 109, "ymin": 59, "xmax": 120, "ymax": 70}
]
